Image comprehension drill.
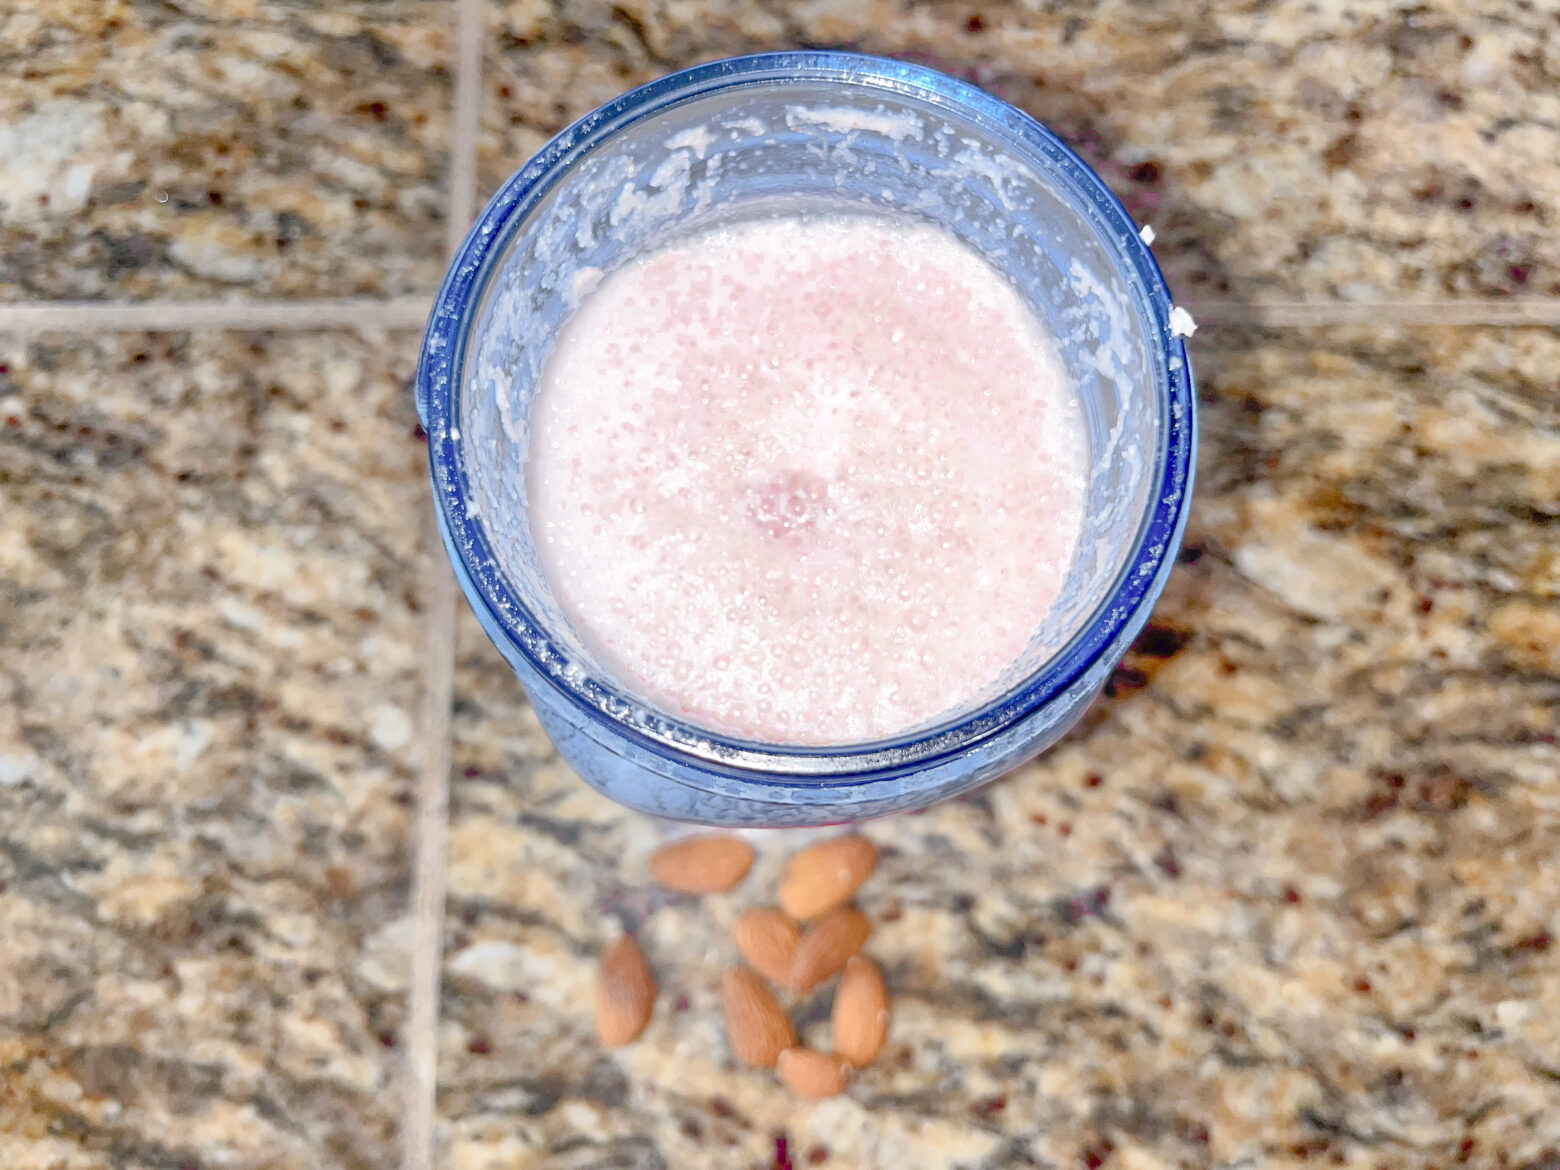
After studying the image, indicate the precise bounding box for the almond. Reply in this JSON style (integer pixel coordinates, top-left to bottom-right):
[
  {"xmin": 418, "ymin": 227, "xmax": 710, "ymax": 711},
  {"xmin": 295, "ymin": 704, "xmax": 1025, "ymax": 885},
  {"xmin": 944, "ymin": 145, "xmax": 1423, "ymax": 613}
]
[
  {"xmin": 649, "ymin": 834, "xmax": 755, "ymax": 894},
  {"xmin": 595, "ymin": 936, "xmax": 656, "ymax": 1047},
  {"xmin": 777, "ymin": 1047, "xmax": 850, "ymax": 1099},
  {"xmin": 733, "ymin": 907, "xmax": 802, "ymax": 986},
  {"xmin": 778, "ymin": 835, "xmax": 877, "ymax": 919},
  {"xmin": 832, "ymin": 955, "xmax": 890, "ymax": 1067},
  {"xmin": 788, "ymin": 906, "xmax": 870, "ymax": 993},
  {"xmin": 721, "ymin": 967, "xmax": 796, "ymax": 1068}
]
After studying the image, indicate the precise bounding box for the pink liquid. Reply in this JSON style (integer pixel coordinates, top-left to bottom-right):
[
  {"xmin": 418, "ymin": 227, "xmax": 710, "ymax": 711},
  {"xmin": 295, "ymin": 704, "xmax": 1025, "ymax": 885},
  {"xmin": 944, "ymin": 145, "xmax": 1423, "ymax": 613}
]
[{"xmin": 527, "ymin": 215, "xmax": 1087, "ymax": 745}]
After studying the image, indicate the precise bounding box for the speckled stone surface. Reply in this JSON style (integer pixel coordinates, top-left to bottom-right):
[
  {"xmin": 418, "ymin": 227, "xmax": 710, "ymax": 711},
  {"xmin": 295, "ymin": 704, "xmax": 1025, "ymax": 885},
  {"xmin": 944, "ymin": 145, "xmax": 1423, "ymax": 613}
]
[
  {"xmin": 437, "ymin": 324, "xmax": 1560, "ymax": 1170},
  {"xmin": 4, "ymin": 3, "xmax": 1560, "ymax": 1169},
  {"xmin": 481, "ymin": 0, "xmax": 1559, "ymax": 303},
  {"xmin": 0, "ymin": 1, "xmax": 451, "ymax": 301},
  {"xmin": 0, "ymin": 331, "xmax": 429, "ymax": 1168}
]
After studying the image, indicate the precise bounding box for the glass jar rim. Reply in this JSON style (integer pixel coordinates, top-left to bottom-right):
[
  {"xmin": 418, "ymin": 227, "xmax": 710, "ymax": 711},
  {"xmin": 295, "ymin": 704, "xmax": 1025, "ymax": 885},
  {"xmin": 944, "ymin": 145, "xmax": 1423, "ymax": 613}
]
[{"xmin": 417, "ymin": 50, "xmax": 1196, "ymax": 780}]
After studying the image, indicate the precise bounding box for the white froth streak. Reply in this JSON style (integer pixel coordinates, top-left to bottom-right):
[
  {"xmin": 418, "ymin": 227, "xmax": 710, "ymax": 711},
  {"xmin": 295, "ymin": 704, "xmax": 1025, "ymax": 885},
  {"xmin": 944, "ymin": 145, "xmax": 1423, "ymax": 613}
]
[
  {"xmin": 1168, "ymin": 306, "xmax": 1198, "ymax": 337},
  {"xmin": 785, "ymin": 105, "xmax": 925, "ymax": 141}
]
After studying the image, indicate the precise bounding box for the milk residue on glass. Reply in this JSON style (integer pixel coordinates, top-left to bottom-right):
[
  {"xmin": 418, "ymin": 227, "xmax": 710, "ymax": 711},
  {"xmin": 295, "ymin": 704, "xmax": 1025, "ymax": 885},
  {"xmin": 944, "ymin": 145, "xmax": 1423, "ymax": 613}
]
[
  {"xmin": 526, "ymin": 214, "xmax": 1087, "ymax": 746},
  {"xmin": 457, "ymin": 95, "xmax": 1172, "ymax": 756}
]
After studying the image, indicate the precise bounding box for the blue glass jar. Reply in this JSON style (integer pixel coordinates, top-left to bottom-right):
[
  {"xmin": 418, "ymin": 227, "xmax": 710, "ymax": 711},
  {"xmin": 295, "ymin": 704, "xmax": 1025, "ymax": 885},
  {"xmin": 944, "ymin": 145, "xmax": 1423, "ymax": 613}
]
[{"xmin": 416, "ymin": 52, "xmax": 1196, "ymax": 826}]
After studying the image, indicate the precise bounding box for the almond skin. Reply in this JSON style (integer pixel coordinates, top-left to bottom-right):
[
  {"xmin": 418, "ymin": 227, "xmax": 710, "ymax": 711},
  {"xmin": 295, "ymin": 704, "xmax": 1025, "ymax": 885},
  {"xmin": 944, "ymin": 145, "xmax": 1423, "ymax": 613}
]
[
  {"xmin": 649, "ymin": 835, "xmax": 755, "ymax": 894},
  {"xmin": 733, "ymin": 907, "xmax": 802, "ymax": 987},
  {"xmin": 831, "ymin": 955, "xmax": 890, "ymax": 1067},
  {"xmin": 721, "ymin": 967, "xmax": 796, "ymax": 1068},
  {"xmin": 595, "ymin": 936, "xmax": 656, "ymax": 1047},
  {"xmin": 778, "ymin": 836, "xmax": 877, "ymax": 919},
  {"xmin": 777, "ymin": 1047, "xmax": 850, "ymax": 1099},
  {"xmin": 788, "ymin": 906, "xmax": 870, "ymax": 993}
]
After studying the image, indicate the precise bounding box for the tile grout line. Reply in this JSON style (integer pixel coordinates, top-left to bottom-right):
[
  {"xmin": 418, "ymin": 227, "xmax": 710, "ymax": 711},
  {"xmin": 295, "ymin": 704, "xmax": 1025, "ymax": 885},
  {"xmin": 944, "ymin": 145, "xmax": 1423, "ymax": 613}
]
[
  {"xmin": 0, "ymin": 297, "xmax": 433, "ymax": 335},
  {"xmin": 402, "ymin": 1, "xmax": 485, "ymax": 1169},
  {"xmin": 443, "ymin": 0, "xmax": 486, "ymax": 263},
  {"xmin": 1183, "ymin": 300, "xmax": 1560, "ymax": 327},
  {"xmin": 402, "ymin": 509, "xmax": 458, "ymax": 1170},
  {"xmin": 5, "ymin": 297, "xmax": 1560, "ymax": 337}
]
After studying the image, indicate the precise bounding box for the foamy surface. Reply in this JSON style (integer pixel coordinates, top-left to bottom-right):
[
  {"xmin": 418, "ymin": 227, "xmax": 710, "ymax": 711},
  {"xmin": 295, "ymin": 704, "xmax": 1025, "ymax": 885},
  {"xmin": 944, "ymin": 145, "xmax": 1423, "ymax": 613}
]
[{"xmin": 527, "ymin": 215, "xmax": 1086, "ymax": 745}]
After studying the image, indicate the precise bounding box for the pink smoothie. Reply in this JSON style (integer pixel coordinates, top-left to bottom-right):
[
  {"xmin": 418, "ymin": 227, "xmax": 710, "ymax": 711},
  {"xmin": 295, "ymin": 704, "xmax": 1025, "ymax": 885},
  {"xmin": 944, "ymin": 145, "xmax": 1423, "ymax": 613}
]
[{"xmin": 527, "ymin": 214, "xmax": 1087, "ymax": 745}]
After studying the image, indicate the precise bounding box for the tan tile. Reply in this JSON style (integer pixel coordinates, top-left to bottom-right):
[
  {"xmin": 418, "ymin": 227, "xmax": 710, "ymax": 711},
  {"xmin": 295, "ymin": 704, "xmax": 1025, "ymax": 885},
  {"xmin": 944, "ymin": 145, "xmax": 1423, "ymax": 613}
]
[
  {"xmin": 437, "ymin": 321, "xmax": 1560, "ymax": 1166},
  {"xmin": 479, "ymin": 0, "xmax": 1558, "ymax": 303},
  {"xmin": 0, "ymin": 1, "xmax": 452, "ymax": 301},
  {"xmin": 0, "ymin": 329, "xmax": 430, "ymax": 1169}
]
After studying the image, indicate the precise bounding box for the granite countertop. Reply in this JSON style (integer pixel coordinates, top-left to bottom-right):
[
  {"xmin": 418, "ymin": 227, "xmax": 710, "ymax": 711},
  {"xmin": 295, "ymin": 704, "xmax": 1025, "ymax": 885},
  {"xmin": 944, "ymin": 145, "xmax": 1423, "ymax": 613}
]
[
  {"xmin": 437, "ymin": 323, "xmax": 1560, "ymax": 1170},
  {"xmin": 2, "ymin": 3, "xmax": 1558, "ymax": 1170}
]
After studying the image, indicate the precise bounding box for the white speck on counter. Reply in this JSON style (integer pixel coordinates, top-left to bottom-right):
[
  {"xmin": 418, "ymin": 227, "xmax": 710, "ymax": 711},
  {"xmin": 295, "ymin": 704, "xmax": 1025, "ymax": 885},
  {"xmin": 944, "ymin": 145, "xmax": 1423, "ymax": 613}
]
[
  {"xmin": 369, "ymin": 704, "xmax": 413, "ymax": 751},
  {"xmin": 1139, "ymin": 224, "xmax": 1156, "ymax": 246},
  {"xmin": 219, "ymin": 596, "xmax": 269, "ymax": 632},
  {"xmin": 357, "ymin": 918, "xmax": 414, "ymax": 992},
  {"xmin": 0, "ymin": 753, "xmax": 38, "ymax": 786},
  {"xmin": 63, "ymin": 164, "xmax": 93, "ymax": 205},
  {"xmin": 323, "ymin": 357, "xmax": 363, "ymax": 396},
  {"xmin": 1496, "ymin": 999, "xmax": 1532, "ymax": 1030},
  {"xmin": 0, "ymin": 100, "xmax": 103, "ymax": 212},
  {"xmin": 1169, "ymin": 306, "xmax": 1197, "ymax": 337},
  {"xmin": 447, "ymin": 938, "xmax": 589, "ymax": 1008}
]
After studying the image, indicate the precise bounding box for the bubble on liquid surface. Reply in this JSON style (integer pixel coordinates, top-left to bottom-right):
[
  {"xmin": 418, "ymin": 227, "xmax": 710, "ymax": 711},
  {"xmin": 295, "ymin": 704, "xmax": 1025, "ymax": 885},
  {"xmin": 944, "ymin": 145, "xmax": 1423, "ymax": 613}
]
[{"xmin": 745, "ymin": 469, "xmax": 830, "ymax": 539}]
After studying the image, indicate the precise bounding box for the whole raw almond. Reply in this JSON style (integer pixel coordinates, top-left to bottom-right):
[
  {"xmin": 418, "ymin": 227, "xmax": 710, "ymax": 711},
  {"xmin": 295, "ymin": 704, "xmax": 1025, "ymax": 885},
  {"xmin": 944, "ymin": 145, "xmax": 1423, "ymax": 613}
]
[
  {"xmin": 777, "ymin": 1047, "xmax": 850, "ymax": 1099},
  {"xmin": 788, "ymin": 906, "xmax": 870, "ymax": 993},
  {"xmin": 721, "ymin": 967, "xmax": 796, "ymax": 1068},
  {"xmin": 595, "ymin": 936, "xmax": 656, "ymax": 1047},
  {"xmin": 831, "ymin": 955, "xmax": 890, "ymax": 1067},
  {"xmin": 778, "ymin": 835, "xmax": 877, "ymax": 919},
  {"xmin": 733, "ymin": 907, "xmax": 801, "ymax": 986},
  {"xmin": 649, "ymin": 835, "xmax": 754, "ymax": 894}
]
